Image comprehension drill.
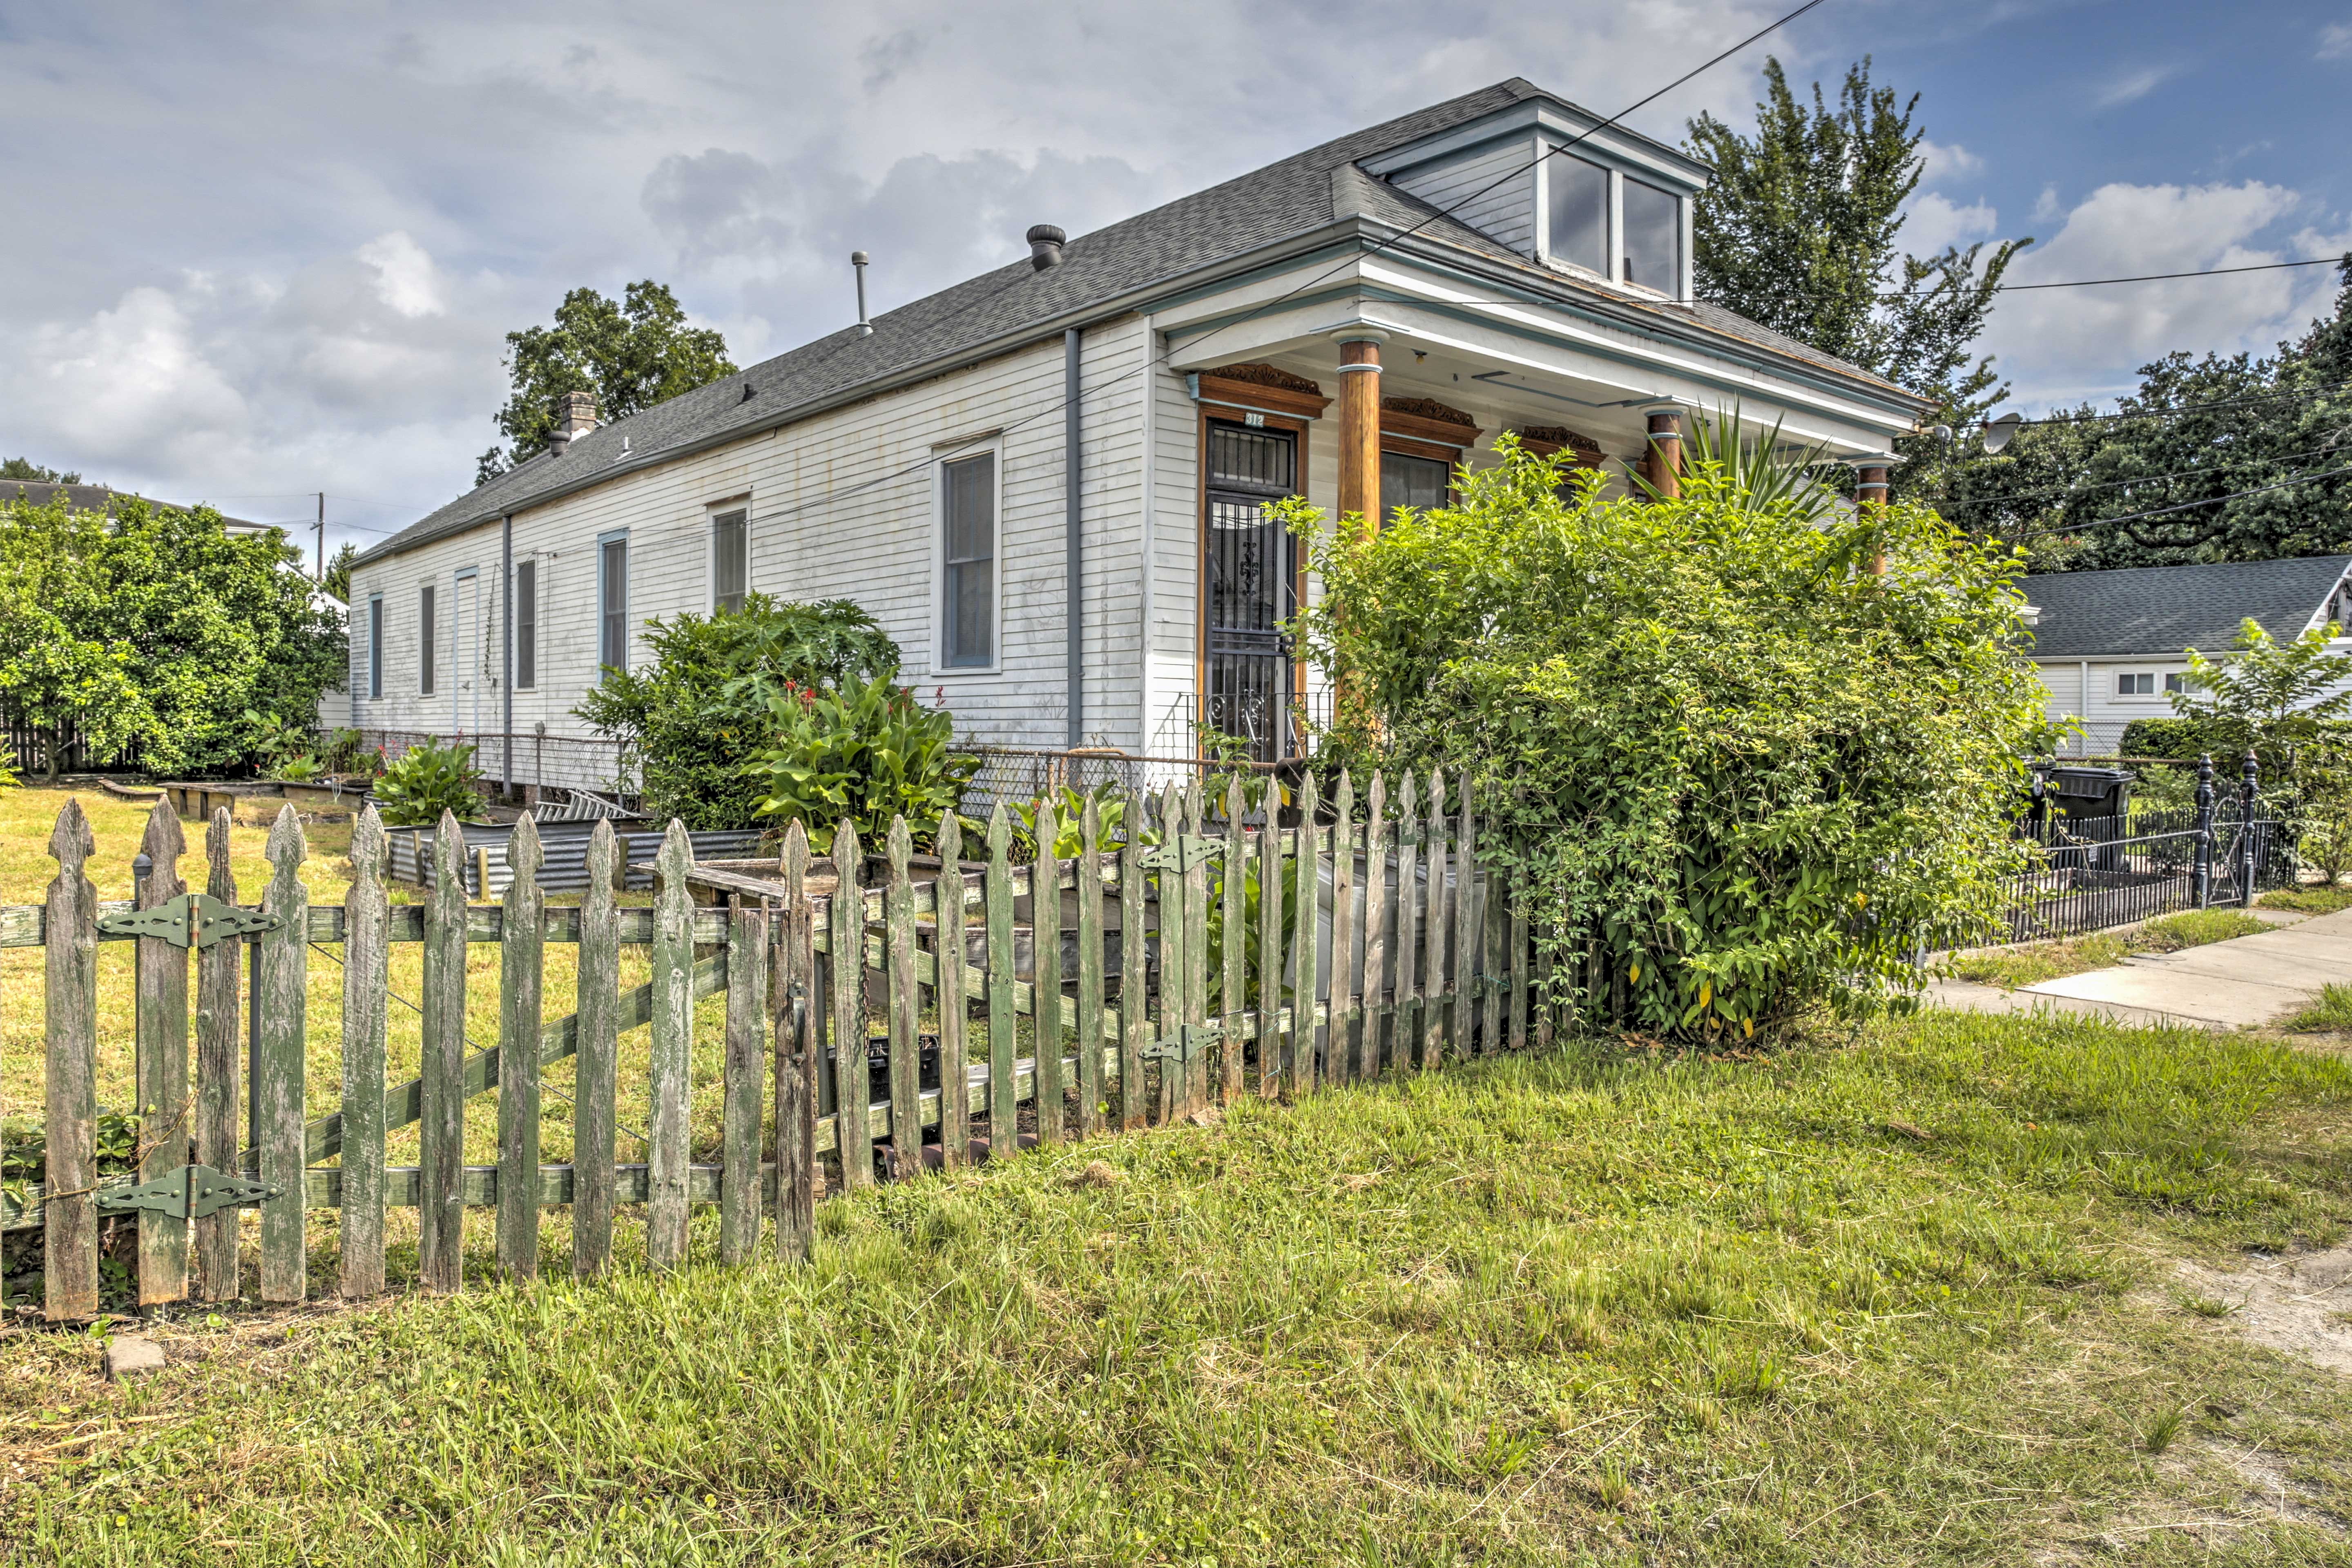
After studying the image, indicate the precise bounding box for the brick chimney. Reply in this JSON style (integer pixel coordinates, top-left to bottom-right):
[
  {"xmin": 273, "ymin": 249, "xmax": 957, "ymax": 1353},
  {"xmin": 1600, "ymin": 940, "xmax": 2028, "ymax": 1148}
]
[{"xmin": 547, "ymin": 390, "xmax": 600, "ymax": 455}]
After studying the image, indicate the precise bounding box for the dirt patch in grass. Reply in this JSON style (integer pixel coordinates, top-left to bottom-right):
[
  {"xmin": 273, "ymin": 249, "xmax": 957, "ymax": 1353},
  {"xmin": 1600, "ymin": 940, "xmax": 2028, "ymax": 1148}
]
[{"xmin": 2173, "ymin": 1242, "xmax": 2352, "ymax": 1376}]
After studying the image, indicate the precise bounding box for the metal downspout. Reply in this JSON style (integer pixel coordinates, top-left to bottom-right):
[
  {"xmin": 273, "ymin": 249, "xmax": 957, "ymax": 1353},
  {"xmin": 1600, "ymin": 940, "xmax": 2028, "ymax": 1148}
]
[
  {"xmin": 1065, "ymin": 326, "xmax": 1083, "ymax": 746},
  {"xmin": 502, "ymin": 515, "xmax": 515, "ymax": 801}
]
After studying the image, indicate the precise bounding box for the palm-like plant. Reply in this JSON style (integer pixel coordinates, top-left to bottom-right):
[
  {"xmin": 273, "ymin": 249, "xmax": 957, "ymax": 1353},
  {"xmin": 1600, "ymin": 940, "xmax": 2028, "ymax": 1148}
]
[{"xmin": 1636, "ymin": 403, "xmax": 1837, "ymax": 523}]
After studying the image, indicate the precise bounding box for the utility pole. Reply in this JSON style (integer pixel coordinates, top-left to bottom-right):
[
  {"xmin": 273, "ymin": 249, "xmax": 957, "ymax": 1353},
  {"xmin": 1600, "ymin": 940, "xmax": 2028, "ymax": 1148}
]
[{"xmin": 315, "ymin": 492, "xmax": 325, "ymax": 582}]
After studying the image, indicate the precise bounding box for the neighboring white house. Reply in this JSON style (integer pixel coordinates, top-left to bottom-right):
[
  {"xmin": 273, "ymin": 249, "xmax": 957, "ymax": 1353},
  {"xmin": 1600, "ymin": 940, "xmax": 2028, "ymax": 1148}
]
[
  {"xmin": 344, "ymin": 77, "xmax": 1932, "ymax": 792},
  {"xmin": 2022, "ymin": 555, "xmax": 2352, "ymax": 755}
]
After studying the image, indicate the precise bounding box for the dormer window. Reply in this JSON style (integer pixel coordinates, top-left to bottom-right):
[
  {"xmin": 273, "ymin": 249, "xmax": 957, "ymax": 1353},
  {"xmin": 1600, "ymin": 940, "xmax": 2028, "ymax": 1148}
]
[
  {"xmin": 1546, "ymin": 156, "xmax": 1609, "ymax": 276},
  {"xmin": 1620, "ymin": 177, "xmax": 1681, "ymax": 294}
]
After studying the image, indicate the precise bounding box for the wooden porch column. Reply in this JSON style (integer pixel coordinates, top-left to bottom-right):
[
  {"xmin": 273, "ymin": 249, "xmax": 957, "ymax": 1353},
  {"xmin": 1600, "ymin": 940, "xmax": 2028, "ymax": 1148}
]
[
  {"xmin": 1846, "ymin": 452, "xmax": 1895, "ymax": 575},
  {"xmin": 1641, "ymin": 405, "xmax": 1684, "ymax": 500},
  {"xmin": 1335, "ymin": 334, "xmax": 1386, "ymax": 538}
]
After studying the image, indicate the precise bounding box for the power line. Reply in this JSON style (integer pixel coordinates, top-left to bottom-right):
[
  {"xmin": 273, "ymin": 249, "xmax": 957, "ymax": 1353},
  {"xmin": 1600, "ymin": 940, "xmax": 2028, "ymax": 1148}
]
[
  {"xmin": 745, "ymin": 0, "xmax": 1837, "ymax": 532},
  {"xmin": 1935, "ymin": 437, "xmax": 2352, "ymax": 515},
  {"xmin": 2024, "ymin": 464, "xmax": 2352, "ymax": 535},
  {"xmin": 1880, "ymin": 253, "xmax": 2348, "ymax": 300}
]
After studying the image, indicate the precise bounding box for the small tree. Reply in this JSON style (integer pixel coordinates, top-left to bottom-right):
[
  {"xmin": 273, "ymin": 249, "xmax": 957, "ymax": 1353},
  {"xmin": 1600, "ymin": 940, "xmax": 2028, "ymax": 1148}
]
[
  {"xmin": 1288, "ymin": 435, "xmax": 2045, "ymax": 1039},
  {"xmin": 2170, "ymin": 618, "xmax": 2352, "ymax": 796}
]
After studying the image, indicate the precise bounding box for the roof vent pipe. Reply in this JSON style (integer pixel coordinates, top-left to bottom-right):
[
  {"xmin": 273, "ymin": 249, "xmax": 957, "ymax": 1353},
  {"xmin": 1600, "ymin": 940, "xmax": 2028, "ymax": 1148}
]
[
  {"xmin": 1027, "ymin": 224, "xmax": 1067, "ymax": 271},
  {"xmin": 851, "ymin": 251, "xmax": 873, "ymax": 336}
]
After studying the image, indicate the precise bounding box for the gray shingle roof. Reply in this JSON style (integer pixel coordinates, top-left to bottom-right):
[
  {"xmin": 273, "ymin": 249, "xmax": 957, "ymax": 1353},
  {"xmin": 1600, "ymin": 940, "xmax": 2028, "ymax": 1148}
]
[
  {"xmin": 2023, "ymin": 556, "xmax": 2352, "ymax": 658},
  {"xmin": 1, "ymin": 480, "xmax": 265, "ymax": 531},
  {"xmin": 358, "ymin": 78, "xmax": 1919, "ymax": 567}
]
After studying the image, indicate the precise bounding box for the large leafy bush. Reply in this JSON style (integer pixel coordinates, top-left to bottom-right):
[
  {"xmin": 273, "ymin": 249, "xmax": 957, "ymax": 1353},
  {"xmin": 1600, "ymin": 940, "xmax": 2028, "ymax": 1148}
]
[
  {"xmin": 373, "ymin": 738, "xmax": 488, "ymax": 826},
  {"xmin": 1287, "ymin": 435, "xmax": 2046, "ymax": 1039},
  {"xmin": 0, "ymin": 494, "xmax": 343, "ymax": 777},
  {"xmin": 576, "ymin": 594, "xmax": 900, "ymax": 828},
  {"xmin": 745, "ymin": 671, "xmax": 977, "ymax": 848}
]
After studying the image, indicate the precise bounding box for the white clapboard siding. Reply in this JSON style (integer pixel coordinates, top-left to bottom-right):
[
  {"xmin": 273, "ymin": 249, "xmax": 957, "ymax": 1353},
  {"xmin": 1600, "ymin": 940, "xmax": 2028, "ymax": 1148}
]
[{"xmin": 1389, "ymin": 136, "xmax": 1538, "ymax": 258}]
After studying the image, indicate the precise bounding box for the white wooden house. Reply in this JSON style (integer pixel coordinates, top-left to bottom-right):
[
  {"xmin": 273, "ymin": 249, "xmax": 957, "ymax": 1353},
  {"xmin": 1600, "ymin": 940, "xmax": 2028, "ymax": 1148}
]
[
  {"xmin": 343, "ymin": 78, "xmax": 1930, "ymax": 791},
  {"xmin": 2022, "ymin": 555, "xmax": 2352, "ymax": 755}
]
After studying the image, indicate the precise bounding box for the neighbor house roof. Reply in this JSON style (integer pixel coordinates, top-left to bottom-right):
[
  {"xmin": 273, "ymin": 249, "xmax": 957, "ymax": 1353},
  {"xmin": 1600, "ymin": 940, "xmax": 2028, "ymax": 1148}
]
[
  {"xmin": 2023, "ymin": 556, "xmax": 2352, "ymax": 659},
  {"xmin": 356, "ymin": 78, "xmax": 1926, "ymax": 569},
  {"xmin": 0, "ymin": 479, "xmax": 268, "ymax": 533}
]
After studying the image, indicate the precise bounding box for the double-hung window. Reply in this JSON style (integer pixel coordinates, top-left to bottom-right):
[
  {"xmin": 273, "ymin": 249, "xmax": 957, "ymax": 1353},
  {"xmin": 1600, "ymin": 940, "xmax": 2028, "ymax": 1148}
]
[
  {"xmin": 1621, "ymin": 177, "xmax": 1682, "ymax": 293},
  {"xmin": 598, "ymin": 533, "xmax": 629, "ymax": 677},
  {"xmin": 2117, "ymin": 672, "xmax": 2156, "ymax": 696},
  {"xmin": 711, "ymin": 508, "xmax": 748, "ymax": 613},
  {"xmin": 419, "ymin": 583, "xmax": 436, "ymax": 696},
  {"xmin": 1545, "ymin": 155, "xmax": 1609, "ymax": 275},
  {"xmin": 1380, "ymin": 452, "xmax": 1451, "ymax": 520},
  {"xmin": 513, "ymin": 560, "xmax": 536, "ymax": 690},
  {"xmin": 940, "ymin": 452, "xmax": 995, "ymax": 669}
]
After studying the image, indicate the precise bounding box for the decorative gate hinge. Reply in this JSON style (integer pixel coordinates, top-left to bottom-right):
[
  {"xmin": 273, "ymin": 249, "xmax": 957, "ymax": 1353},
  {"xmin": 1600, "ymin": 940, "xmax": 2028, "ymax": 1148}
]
[
  {"xmin": 1143, "ymin": 836, "xmax": 1219, "ymax": 874},
  {"xmin": 98, "ymin": 893, "xmax": 279, "ymax": 950},
  {"xmin": 1141, "ymin": 1020, "xmax": 1223, "ymax": 1063},
  {"xmin": 96, "ymin": 1164, "xmax": 280, "ymax": 1221}
]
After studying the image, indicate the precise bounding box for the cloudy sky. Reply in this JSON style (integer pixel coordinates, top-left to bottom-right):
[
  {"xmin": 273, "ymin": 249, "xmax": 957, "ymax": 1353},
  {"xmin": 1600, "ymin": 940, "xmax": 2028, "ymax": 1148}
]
[{"xmin": 2, "ymin": 0, "xmax": 2347, "ymax": 554}]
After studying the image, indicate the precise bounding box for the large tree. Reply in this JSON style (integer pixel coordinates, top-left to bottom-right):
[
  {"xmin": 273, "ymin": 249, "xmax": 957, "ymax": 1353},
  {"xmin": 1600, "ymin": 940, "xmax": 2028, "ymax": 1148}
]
[
  {"xmin": 476, "ymin": 280, "xmax": 736, "ymax": 483},
  {"xmin": 1687, "ymin": 58, "xmax": 2030, "ymax": 471},
  {"xmin": 2, "ymin": 457, "xmax": 85, "ymax": 484}
]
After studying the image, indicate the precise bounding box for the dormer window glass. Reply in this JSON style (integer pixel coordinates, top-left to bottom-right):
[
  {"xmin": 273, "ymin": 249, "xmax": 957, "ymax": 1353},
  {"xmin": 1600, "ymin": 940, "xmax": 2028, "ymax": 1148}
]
[
  {"xmin": 1621, "ymin": 177, "xmax": 1681, "ymax": 294},
  {"xmin": 1546, "ymin": 155, "xmax": 1609, "ymax": 275}
]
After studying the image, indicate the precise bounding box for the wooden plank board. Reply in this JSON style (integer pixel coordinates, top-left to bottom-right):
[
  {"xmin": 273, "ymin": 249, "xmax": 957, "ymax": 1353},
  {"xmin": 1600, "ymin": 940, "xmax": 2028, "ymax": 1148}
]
[
  {"xmin": 1074, "ymin": 799, "xmax": 1104, "ymax": 1137},
  {"xmin": 134, "ymin": 801, "xmax": 190, "ymax": 1305},
  {"xmin": 419, "ymin": 808, "xmax": 469, "ymax": 1294},
  {"xmin": 254, "ymin": 807, "xmax": 308, "ymax": 1303},
  {"xmin": 1455, "ymin": 791, "xmax": 1479, "ymax": 1060},
  {"xmin": 1180, "ymin": 780, "xmax": 1210, "ymax": 1117},
  {"xmin": 43, "ymin": 801, "xmax": 99, "ymax": 1321},
  {"xmin": 194, "ymin": 808, "xmax": 241, "ymax": 1301},
  {"xmin": 984, "ymin": 808, "xmax": 1017, "ymax": 1153},
  {"xmin": 831, "ymin": 819, "xmax": 872, "ymax": 1191},
  {"xmin": 1119, "ymin": 813, "xmax": 1149, "ymax": 1130},
  {"xmin": 1292, "ymin": 772, "xmax": 1321, "ymax": 1097},
  {"xmin": 932, "ymin": 814, "xmax": 970, "ymax": 1166},
  {"xmin": 776, "ymin": 823, "xmax": 817, "ymax": 1260},
  {"xmin": 339, "ymin": 807, "xmax": 389, "ymax": 1299},
  {"xmin": 1423, "ymin": 771, "xmax": 1449, "ymax": 1072},
  {"xmin": 1219, "ymin": 777, "xmax": 1245, "ymax": 1106},
  {"xmin": 1392, "ymin": 772, "xmax": 1420, "ymax": 1075},
  {"xmin": 1256, "ymin": 789, "xmax": 1284, "ymax": 1101},
  {"xmin": 1510, "ymin": 895, "xmax": 1530, "ymax": 1055},
  {"xmin": 1032, "ymin": 803, "xmax": 1064, "ymax": 1144},
  {"xmin": 645, "ymin": 821, "xmax": 695, "ymax": 1267},
  {"xmin": 1154, "ymin": 782, "xmax": 1185, "ymax": 1121},
  {"xmin": 573, "ymin": 821, "xmax": 620, "ymax": 1276},
  {"xmin": 1362, "ymin": 774, "xmax": 1390, "ymax": 1082},
  {"xmin": 495, "ymin": 819, "xmax": 546, "ymax": 1281},
  {"xmin": 720, "ymin": 897, "xmax": 765, "ymax": 1260},
  {"xmin": 886, "ymin": 819, "xmax": 923, "ymax": 1178},
  {"xmin": 1329, "ymin": 774, "xmax": 1356, "ymax": 1085}
]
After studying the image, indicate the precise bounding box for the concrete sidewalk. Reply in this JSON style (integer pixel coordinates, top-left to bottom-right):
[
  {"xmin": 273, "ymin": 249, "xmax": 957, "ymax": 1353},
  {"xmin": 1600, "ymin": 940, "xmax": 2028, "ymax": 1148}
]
[{"xmin": 1930, "ymin": 906, "xmax": 2352, "ymax": 1030}]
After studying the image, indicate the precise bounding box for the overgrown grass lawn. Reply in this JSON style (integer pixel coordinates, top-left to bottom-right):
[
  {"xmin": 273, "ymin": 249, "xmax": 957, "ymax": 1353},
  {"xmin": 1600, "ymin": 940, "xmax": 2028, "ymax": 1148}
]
[
  {"xmin": 2264, "ymin": 883, "xmax": 2352, "ymax": 916},
  {"xmin": 5, "ymin": 1009, "xmax": 2351, "ymax": 1565},
  {"xmin": 1948, "ymin": 908, "xmax": 2276, "ymax": 990}
]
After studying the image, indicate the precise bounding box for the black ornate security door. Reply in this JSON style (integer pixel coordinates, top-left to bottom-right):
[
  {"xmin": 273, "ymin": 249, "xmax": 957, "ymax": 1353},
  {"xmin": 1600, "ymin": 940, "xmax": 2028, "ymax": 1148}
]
[{"xmin": 1203, "ymin": 421, "xmax": 1298, "ymax": 761}]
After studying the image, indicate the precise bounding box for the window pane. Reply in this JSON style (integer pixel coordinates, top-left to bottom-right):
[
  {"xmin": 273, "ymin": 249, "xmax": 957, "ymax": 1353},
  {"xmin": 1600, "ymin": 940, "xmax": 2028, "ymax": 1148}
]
[
  {"xmin": 368, "ymin": 598, "xmax": 383, "ymax": 698},
  {"xmin": 515, "ymin": 561, "xmax": 536, "ymax": 689},
  {"xmin": 1208, "ymin": 424, "xmax": 1297, "ymax": 493},
  {"xmin": 1381, "ymin": 452, "xmax": 1451, "ymax": 520},
  {"xmin": 420, "ymin": 585, "xmax": 436, "ymax": 695},
  {"xmin": 1622, "ymin": 178, "xmax": 1680, "ymax": 293},
  {"xmin": 600, "ymin": 540, "xmax": 627, "ymax": 673},
  {"xmin": 1546, "ymin": 154, "xmax": 1608, "ymax": 274},
  {"xmin": 2164, "ymin": 673, "xmax": 2184, "ymax": 693},
  {"xmin": 942, "ymin": 455, "xmax": 994, "ymax": 666},
  {"xmin": 713, "ymin": 511, "xmax": 747, "ymax": 613}
]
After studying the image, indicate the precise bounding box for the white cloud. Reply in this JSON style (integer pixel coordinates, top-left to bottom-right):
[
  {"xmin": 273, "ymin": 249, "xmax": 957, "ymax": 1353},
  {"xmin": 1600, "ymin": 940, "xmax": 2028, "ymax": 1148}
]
[
  {"xmin": 1977, "ymin": 181, "xmax": 2347, "ymax": 407},
  {"xmin": 356, "ymin": 232, "xmax": 446, "ymax": 319},
  {"xmin": 2092, "ymin": 63, "xmax": 2180, "ymax": 108},
  {"xmin": 1918, "ymin": 140, "xmax": 1983, "ymax": 183},
  {"xmin": 2319, "ymin": 20, "xmax": 2352, "ymax": 59},
  {"xmin": 1904, "ymin": 192, "xmax": 2000, "ymax": 255}
]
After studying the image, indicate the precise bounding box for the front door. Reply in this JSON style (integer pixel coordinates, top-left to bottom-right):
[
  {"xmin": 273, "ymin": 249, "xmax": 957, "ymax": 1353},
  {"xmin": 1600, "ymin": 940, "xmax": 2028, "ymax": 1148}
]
[
  {"xmin": 1203, "ymin": 421, "xmax": 1298, "ymax": 761},
  {"xmin": 452, "ymin": 571, "xmax": 480, "ymax": 738}
]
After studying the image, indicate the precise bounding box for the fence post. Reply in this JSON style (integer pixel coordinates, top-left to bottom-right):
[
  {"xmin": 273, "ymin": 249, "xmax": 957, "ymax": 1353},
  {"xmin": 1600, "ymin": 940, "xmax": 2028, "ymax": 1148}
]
[
  {"xmin": 419, "ymin": 808, "xmax": 469, "ymax": 1294},
  {"xmin": 339, "ymin": 806, "xmax": 389, "ymax": 1300},
  {"xmin": 645, "ymin": 820, "xmax": 695, "ymax": 1268},
  {"xmin": 833, "ymin": 818, "xmax": 874, "ymax": 1189},
  {"xmin": 194, "ymin": 808, "xmax": 241, "ymax": 1301},
  {"xmin": 1121, "ymin": 803, "xmax": 1152, "ymax": 1127},
  {"xmin": 2194, "ymin": 755, "xmax": 2215, "ymax": 909},
  {"xmin": 935, "ymin": 813, "xmax": 972, "ymax": 1163},
  {"xmin": 1421, "ymin": 770, "xmax": 1448, "ymax": 1073},
  {"xmin": 1218, "ymin": 776, "xmax": 1246, "ymax": 1104},
  {"xmin": 982, "ymin": 810, "xmax": 1016, "ymax": 1158},
  {"xmin": 495, "ymin": 816, "xmax": 545, "ymax": 1281},
  {"xmin": 43, "ymin": 800, "xmax": 99, "ymax": 1322},
  {"xmin": 1254, "ymin": 782, "xmax": 1284, "ymax": 1100},
  {"xmin": 254, "ymin": 807, "xmax": 308, "ymax": 1304},
  {"xmin": 2240, "ymin": 750, "xmax": 2260, "ymax": 908},
  {"xmin": 134, "ymin": 803, "xmax": 191, "ymax": 1306},
  {"xmin": 1292, "ymin": 771, "xmax": 1321, "ymax": 1096},
  {"xmin": 720, "ymin": 891, "xmax": 764, "ymax": 1261},
  {"xmin": 1032, "ymin": 802, "xmax": 1065, "ymax": 1143},
  {"xmin": 775, "ymin": 821, "xmax": 818, "ymax": 1261},
  {"xmin": 1078, "ymin": 797, "xmax": 1109, "ymax": 1132},
  {"xmin": 884, "ymin": 818, "xmax": 922, "ymax": 1178},
  {"xmin": 1330, "ymin": 772, "xmax": 1357, "ymax": 1084},
  {"xmin": 573, "ymin": 820, "xmax": 620, "ymax": 1277},
  {"xmin": 1392, "ymin": 772, "xmax": 1420, "ymax": 1076}
]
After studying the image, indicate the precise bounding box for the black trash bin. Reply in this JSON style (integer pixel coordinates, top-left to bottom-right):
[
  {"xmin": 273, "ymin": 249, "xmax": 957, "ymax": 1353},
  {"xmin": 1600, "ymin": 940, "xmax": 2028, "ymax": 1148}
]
[{"xmin": 2047, "ymin": 765, "xmax": 2134, "ymax": 825}]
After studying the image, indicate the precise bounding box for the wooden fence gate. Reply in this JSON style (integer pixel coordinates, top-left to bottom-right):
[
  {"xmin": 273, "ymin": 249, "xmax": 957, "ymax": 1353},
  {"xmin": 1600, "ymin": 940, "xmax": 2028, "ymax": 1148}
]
[{"xmin": 4, "ymin": 770, "xmax": 1549, "ymax": 1318}]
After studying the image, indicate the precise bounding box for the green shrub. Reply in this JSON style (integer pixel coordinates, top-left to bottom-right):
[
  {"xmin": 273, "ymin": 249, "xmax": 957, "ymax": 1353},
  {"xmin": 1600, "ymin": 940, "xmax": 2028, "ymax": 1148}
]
[
  {"xmin": 1286, "ymin": 430, "xmax": 2046, "ymax": 1039},
  {"xmin": 578, "ymin": 594, "xmax": 899, "ymax": 828},
  {"xmin": 372, "ymin": 738, "xmax": 488, "ymax": 826},
  {"xmin": 2119, "ymin": 716, "xmax": 2205, "ymax": 760},
  {"xmin": 745, "ymin": 670, "xmax": 977, "ymax": 849}
]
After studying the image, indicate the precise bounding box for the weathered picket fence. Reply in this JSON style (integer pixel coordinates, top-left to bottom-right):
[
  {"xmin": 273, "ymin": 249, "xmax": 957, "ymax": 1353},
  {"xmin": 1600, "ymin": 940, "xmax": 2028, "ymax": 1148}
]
[{"xmin": 4, "ymin": 770, "xmax": 1547, "ymax": 1320}]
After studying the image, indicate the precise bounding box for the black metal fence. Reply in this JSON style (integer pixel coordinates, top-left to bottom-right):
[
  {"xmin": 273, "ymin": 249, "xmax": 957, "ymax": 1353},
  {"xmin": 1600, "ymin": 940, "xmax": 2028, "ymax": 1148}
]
[{"xmin": 1995, "ymin": 795, "xmax": 2299, "ymax": 943}]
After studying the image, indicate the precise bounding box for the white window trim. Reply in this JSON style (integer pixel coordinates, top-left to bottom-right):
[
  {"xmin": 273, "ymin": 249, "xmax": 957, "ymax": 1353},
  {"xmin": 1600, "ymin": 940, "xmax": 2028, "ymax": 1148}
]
[
  {"xmin": 707, "ymin": 499, "xmax": 751, "ymax": 614},
  {"xmin": 596, "ymin": 529, "xmax": 630, "ymax": 680},
  {"xmin": 931, "ymin": 438, "xmax": 1004, "ymax": 677}
]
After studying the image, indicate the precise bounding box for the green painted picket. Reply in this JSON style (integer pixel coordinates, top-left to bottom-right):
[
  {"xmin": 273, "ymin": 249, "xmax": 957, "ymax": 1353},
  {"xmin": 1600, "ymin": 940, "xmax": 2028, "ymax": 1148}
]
[{"xmin": 3, "ymin": 772, "xmax": 1549, "ymax": 1320}]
